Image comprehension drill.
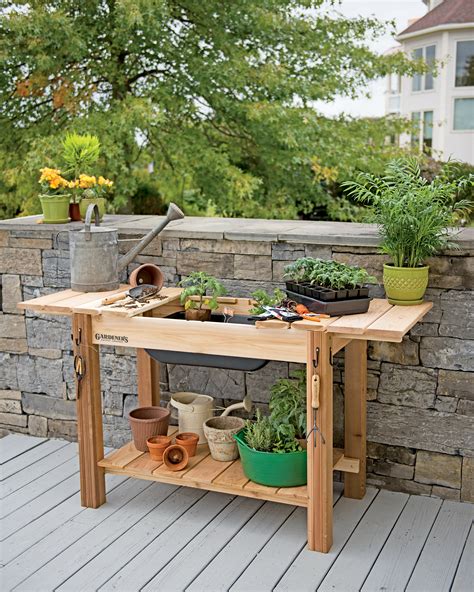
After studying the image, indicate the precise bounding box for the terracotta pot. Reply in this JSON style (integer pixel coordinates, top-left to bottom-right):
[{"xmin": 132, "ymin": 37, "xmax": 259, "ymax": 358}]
[
  {"xmin": 163, "ymin": 444, "xmax": 189, "ymax": 471},
  {"xmin": 147, "ymin": 435, "xmax": 172, "ymax": 461},
  {"xmin": 129, "ymin": 264, "xmax": 164, "ymax": 289},
  {"xmin": 185, "ymin": 308, "xmax": 211, "ymax": 322},
  {"xmin": 69, "ymin": 202, "xmax": 82, "ymax": 222},
  {"xmin": 175, "ymin": 432, "xmax": 199, "ymax": 457},
  {"xmin": 128, "ymin": 406, "xmax": 171, "ymax": 452},
  {"xmin": 203, "ymin": 416, "xmax": 245, "ymax": 461}
]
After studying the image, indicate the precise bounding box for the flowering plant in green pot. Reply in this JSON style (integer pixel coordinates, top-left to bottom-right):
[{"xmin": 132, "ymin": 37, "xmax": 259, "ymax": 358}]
[
  {"xmin": 38, "ymin": 168, "xmax": 72, "ymax": 223},
  {"xmin": 344, "ymin": 158, "xmax": 472, "ymax": 305}
]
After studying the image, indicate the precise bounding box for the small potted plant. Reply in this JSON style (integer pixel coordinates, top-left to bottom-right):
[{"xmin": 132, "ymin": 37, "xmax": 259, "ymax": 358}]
[
  {"xmin": 62, "ymin": 133, "xmax": 101, "ymax": 221},
  {"xmin": 234, "ymin": 372, "xmax": 308, "ymax": 487},
  {"xmin": 344, "ymin": 157, "xmax": 472, "ymax": 305},
  {"xmin": 179, "ymin": 272, "xmax": 226, "ymax": 321},
  {"xmin": 38, "ymin": 168, "xmax": 72, "ymax": 224}
]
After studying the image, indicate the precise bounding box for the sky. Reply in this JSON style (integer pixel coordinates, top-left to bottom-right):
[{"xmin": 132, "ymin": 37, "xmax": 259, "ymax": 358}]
[{"xmin": 315, "ymin": 0, "xmax": 427, "ymax": 117}]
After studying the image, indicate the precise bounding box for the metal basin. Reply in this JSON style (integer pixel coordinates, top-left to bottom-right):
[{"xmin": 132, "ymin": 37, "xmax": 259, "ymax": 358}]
[{"xmin": 145, "ymin": 312, "xmax": 269, "ymax": 371}]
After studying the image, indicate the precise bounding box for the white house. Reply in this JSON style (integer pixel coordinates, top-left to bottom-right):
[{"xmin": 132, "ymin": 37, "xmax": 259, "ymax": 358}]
[{"xmin": 385, "ymin": 0, "xmax": 474, "ymax": 164}]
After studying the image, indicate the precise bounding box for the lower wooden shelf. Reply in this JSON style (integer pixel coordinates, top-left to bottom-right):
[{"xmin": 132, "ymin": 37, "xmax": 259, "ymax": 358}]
[{"xmin": 98, "ymin": 438, "xmax": 360, "ymax": 507}]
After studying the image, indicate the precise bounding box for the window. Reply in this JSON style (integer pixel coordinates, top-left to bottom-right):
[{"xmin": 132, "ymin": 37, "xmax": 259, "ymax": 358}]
[
  {"xmin": 411, "ymin": 110, "xmax": 434, "ymax": 152},
  {"xmin": 453, "ymin": 98, "xmax": 474, "ymax": 130},
  {"xmin": 412, "ymin": 45, "xmax": 436, "ymax": 91},
  {"xmin": 423, "ymin": 111, "xmax": 433, "ymax": 153},
  {"xmin": 411, "ymin": 112, "xmax": 421, "ymax": 147},
  {"xmin": 455, "ymin": 41, "xmax": 474, "ymax": 86}
]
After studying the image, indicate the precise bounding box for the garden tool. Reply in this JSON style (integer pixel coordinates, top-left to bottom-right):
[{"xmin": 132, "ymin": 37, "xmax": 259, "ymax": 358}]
[
  {"xmin": 307, "ymin": 375, "xmax": 325, "ymax": 448},
  {"xmin": 69, "ymin": 202, "xmax": 184, "ymax": 292}
]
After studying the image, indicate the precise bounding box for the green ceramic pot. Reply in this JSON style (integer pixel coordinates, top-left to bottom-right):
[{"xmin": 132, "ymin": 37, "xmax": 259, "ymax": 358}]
[
  {"xmin": 79, "ymin": 197, "xmax": 106, "ymax": 221},
  {"xmin": 234, "ymin": 429, "xmax": 307, "ymax": 487},
  {"xmin": 383, "ymin": 264, "xmax": 429, "ymax": 305},
  {"xmin": 39, "ymin": 194, "xmax": 71, "ymax": 224}
]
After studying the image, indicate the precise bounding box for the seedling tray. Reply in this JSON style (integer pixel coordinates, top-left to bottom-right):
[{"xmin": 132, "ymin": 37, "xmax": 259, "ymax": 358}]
[
  {"xmin": 285, "ymin": 282, "xmax": 369, "ymax": 301},
  {"xmin": 285, "ymin": 289, "xmax": 371, "ymax": 316}
]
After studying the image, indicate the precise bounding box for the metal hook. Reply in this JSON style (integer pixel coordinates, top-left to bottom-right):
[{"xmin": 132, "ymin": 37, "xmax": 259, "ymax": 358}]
[
  {"xmin": 329, "ymin": 347, "xmax": 333, "ymax": 366},
  {"xmin": 312, "ymin": 347, "xmax": 320, "ymax": 368},
  {"xmin": 74, "ymin": 328, "xmax": 82, "ymax": 346}
]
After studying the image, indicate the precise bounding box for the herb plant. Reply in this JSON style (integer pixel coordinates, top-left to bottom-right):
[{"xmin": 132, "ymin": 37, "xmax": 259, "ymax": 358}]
[
  {"xmin": 343, "ymin": 158, "xmax": 473, "ymax": 268},
  {"xmin": 269, "ymin": 370, "xmax": 306, "ymax": 439},
  {"xmin": 179, "ymin": 272, "xmax": 226, "ymax": 311},
  {"xmin": 249, "ymin": 288, "xmax": 286, "ymax": 314}
]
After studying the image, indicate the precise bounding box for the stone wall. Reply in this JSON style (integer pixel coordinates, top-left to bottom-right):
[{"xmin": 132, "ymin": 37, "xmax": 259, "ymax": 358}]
[{"xmin": 0, "ymin": 215, "xmax": 473, "ymax": 503}]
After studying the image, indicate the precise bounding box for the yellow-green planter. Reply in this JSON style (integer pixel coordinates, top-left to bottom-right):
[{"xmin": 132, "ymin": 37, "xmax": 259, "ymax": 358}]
[
  {"xmin": 39, "ymin": 194, "xmax": 71, "ymax": 224},
  {"xmin": 383, "ymin": 264, "xmax": 429, "ymax": 305},
  {"xmin": 79, "ymin": 197, "xmax": 106, "ymax": 221}
]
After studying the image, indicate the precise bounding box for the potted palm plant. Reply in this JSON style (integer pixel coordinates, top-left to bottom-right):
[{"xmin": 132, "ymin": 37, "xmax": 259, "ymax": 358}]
[
  {"xmin": 344, "ymin": 158, "xmax": 472, "ymax": 305},
  {"xmin": 179, "ymin": 272, "xmax": 226, "ymax": 321}
]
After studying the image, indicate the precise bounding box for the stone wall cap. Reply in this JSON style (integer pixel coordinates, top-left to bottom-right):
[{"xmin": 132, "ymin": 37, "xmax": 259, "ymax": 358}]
[{"xmin": 0, "ymin": 214, "xmax": 473, "ymax": 248}]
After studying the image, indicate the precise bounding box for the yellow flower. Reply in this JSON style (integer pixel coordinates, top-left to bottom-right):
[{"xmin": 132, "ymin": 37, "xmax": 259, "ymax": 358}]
[
  {"xmin": 98, "ymin": 176, "xmax": 113, "ymax": 187},
  {"xmin": 39, "ymin": 167, "xmax": 62, "ymax": 183},
  {"xmin": 78, "ymin": 174, "xmax": 96, "ymax": 189}
]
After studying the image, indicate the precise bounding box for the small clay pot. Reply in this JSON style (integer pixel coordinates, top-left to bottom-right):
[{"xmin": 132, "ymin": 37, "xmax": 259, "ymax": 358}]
[
  {"xmin": 69, "ymin": 202, "xmax": 82, "ymax": 222},
  {"xmin": 163, "ymin": 444, "xmax": 189, "ymax": 471},
  {"xmin": 175, "ymin": 432, "xmax": 199, "ymax": 457},
  {"xmin": 147, "ymin": 435, "xmax": 172, "ymax": 461},
  {"xmin": 129, "ymin": 264, "xmax": 164, "ymax": 290},
  {"xmin": 185, "ymin": 308, "xmax": 211, "ymax": 322}
]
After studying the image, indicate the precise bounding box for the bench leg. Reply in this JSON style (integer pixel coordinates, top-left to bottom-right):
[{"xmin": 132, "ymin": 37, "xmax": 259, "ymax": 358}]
[
  {"xmin": 73, "ymin": 313, "xmax": 106, "ymax": 508},
  {"xmin": 136, "ymin": 349, "xmax": 161, "ymax": 407},
  {"xmin": 307, "ymin": 331, "xmax": 333, "ymax": 552},
  {"xmin": 344, "ymin": 340, "xmax": 367, "ymax": 499}
]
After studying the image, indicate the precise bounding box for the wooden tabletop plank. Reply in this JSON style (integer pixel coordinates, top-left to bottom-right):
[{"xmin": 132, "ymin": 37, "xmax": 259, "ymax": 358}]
[
  {"xmin": 364, "ymin": 301, "xmax": 433, "ymax": 342},
  {"xmin": 327, "ymin": 299, "xmax": 393, "ymax": 335},
  {"xmin": 18, "ymin": 286, "xmax": 129, "ymax": 315}
]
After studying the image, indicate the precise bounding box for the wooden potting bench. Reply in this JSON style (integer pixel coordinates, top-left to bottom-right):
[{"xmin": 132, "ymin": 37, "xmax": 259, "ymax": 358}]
[{"xmin": 19, "ymin": 286, "xmax": 432, "ymax": 553}]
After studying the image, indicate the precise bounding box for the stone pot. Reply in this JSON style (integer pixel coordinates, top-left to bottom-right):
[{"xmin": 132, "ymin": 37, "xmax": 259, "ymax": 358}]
[
  {"xmin": 39, "ymin": 194, "xmax": 70, "ymax": 224},
  {"xmin": 203, "ymin": 416, "xmax": 245, "ymax": 461},
  {"xmin": 146, "ymin": 435, "xmax": 171, "ymax": 461},
  {"xmin": 383, "ymin": 264, "xmax": 429, "ymax": 305},
  {"xmin": 128, "ymin": 406, "xmax": 170, "ymax": 452},
  {"xmin": 175, "ymin": 432, "xmax": 199, "ymax": 457},
  {"xmin": 185, "ymin": 308, "xmax": 212, "ymax": 322},
  {"xmin": 163, "ymin": 444, "xmax": 189, "ymax": 471}
]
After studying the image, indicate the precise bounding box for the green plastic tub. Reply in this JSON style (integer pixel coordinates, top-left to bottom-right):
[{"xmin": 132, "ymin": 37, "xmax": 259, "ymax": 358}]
[{"xmin": 234, "ymin": 429, "xmax": 307, "ymax": 487}]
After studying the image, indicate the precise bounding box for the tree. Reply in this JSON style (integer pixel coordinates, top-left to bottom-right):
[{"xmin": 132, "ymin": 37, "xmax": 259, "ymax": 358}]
[{"xmin": 0, "ymin": 0, "xmax": 422, "ymax": 220}]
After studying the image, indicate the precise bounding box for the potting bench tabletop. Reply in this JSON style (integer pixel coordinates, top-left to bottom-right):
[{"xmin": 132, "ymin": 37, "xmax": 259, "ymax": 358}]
[{"xmin": 19, "ymin": 286, "xmax": 432, "ymax": 553}]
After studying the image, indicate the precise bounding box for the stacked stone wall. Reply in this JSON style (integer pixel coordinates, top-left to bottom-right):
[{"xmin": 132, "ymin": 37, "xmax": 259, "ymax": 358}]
[{"xmin": 0, "ymin": 219, "xmax": 472, "ymax": 502}]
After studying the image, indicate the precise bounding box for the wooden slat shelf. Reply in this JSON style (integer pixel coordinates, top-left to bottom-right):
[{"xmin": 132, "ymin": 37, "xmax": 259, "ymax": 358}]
[{"xmin": 98, "ymin": 440, "xmax": 360, "ymax": 508}]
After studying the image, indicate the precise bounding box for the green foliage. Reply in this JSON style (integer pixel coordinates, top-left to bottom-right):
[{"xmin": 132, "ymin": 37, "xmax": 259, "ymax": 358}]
[
  {"xmin": 344, "ymin": 157, "xmax": 473, "ymax": 267},
  {"xmin": 178, "ymin": 272, "xmax": 226, "ymax": 311},
  {"xmin": 284, "ymin": 258, "xmax": 375, "ymax": 289},
  {"xmin": 0, "ymin": 1, "xmax": 425, "ymax": 221},
  {"xmin": 62, "ymin": 133, "xmax": 100, "ymax": 176},
  {"xmin": 244, "ymin": 410, "xmax": 275, "ymax": 453},
  {"xmin": 269, "ymin": 370, "xmax": 307, "ymax": 440},
  {"xmin": 249, "ymin": 288, "xmax": 286, "ymax": 315}
]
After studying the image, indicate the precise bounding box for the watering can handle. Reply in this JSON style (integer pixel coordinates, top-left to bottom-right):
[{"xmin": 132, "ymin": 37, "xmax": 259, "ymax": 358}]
[
  {"xmin": 84, "ymin": 204, "xmax": 100, "ymax": 241},
  {"xmin": 166, "ymin": 402, "xmax": 180, "ymax": 421},
  {"xmin": 169, "ymin": 398, "xmax": 196, "ymax": 413}
]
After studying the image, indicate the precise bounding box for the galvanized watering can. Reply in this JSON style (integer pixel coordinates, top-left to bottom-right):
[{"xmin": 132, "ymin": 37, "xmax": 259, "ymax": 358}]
[{"xmin": 70, "ymin": 202, "xmax": 184, "ymax": 292}]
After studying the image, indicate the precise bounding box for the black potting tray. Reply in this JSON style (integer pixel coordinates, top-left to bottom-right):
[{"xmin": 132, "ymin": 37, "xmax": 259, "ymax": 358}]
[
  {"xmin": 285, "ymin": 282, "xmax": 369, "ymax": 301},
  {"xmin": 285, "ymin": 289, "xmax": 371, "ymax": 316},
  {"xmin": 146, "ymin": 312, "xmax": 269, "ymax": 371}
]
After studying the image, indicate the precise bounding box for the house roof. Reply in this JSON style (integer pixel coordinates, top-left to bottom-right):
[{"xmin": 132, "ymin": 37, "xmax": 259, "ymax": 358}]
[{"xmin": 398, "ymin": 0, "xmax": 474, "ymax": 38}]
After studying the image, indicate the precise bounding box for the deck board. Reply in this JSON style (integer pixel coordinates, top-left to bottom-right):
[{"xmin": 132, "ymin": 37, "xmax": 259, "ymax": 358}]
[{"xmin": 1, "ymin": 435, "xmax": 472, "ymax": 592}]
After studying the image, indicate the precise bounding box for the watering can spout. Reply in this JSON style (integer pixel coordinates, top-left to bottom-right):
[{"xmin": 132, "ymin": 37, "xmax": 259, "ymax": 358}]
[{"xmin": 118, "ymin": 202, "xmax": 184, "ymax": 272}]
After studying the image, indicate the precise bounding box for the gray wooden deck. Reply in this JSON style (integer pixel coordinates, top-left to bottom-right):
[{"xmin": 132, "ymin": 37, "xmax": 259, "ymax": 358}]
[{"xmin": 1, "ymin": 435, "xmax": 473, "ymax": 592}]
